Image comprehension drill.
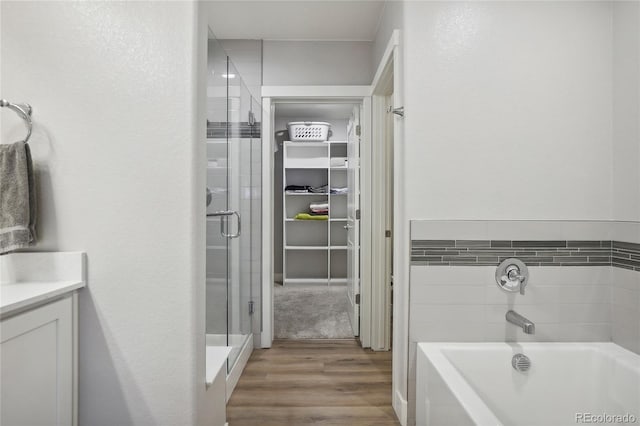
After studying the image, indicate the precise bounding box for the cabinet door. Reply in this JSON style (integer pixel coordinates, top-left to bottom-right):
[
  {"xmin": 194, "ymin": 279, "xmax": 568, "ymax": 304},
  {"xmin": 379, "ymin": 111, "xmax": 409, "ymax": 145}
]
[{"xmin": 1, "ymin": 297, "xmax": 73, "ymax": 426}]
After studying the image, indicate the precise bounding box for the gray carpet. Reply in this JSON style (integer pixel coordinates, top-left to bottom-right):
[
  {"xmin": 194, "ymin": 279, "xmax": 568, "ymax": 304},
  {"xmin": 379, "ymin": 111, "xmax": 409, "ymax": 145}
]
[{"xmin": 274, "ymin": 285, "xmax": 354, "ymax": 339}]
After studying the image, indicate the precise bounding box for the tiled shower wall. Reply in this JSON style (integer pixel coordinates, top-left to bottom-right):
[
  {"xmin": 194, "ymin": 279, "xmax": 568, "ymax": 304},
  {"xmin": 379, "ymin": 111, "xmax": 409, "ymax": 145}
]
[
  {"xmin": 409, "ymin": 221, "xmax": 639, "ymax": 348},
  {"xmin": 407, "ymin": 220, "xmax": 640, "ymax": 423}
]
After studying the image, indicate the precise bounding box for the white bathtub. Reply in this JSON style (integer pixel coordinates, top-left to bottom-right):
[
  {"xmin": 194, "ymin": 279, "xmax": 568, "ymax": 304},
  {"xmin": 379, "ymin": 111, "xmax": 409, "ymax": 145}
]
[{"xmin": 416, "ymin": 342, "xmax": 640, "ymax": 426}]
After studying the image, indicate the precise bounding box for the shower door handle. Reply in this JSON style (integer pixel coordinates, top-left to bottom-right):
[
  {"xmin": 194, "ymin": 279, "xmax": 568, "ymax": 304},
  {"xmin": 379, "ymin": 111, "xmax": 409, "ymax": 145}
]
[
  {"xmin": 207, "ymin": 210, "xmax": 241, "ymax": 239},
  {"xmin": 222, "ymin": 210, "xmax": 241, "ymax": 239}
]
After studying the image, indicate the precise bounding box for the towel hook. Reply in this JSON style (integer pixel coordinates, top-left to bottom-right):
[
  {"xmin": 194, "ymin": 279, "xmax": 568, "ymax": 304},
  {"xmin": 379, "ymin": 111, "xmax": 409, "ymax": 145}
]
[{"xmin": 1, "ymin": 99, "xmax": 33, "ymax": 143}]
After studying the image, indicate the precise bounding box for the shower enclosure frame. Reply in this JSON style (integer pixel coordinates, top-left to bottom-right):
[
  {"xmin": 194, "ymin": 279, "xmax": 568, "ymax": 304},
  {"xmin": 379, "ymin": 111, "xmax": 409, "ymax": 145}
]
[{"xmin": 205, "ymin": 34, "xmax": 262, "ymax": 399}]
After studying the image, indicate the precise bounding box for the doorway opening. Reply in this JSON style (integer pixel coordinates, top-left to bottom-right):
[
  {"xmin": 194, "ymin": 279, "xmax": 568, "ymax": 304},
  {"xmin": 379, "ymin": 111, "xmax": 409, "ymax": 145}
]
[
  {"xmin": 260, "ymin": 86, "xmax": 394, "ymax": 355},
  {"xmin": 271, "ymin": 101, "xmax": 363, "ymax": 340}
]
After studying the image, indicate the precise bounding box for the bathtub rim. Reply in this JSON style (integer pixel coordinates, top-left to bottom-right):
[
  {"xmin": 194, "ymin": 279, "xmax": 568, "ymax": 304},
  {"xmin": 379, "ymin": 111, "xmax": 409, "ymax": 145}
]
[{"xmin": 416, "ymin": 341, "xmax": 640, "ymax": 426}]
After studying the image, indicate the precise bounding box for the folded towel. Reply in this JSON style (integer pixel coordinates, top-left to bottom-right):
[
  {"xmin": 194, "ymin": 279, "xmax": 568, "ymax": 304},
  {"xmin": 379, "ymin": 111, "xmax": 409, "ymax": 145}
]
[
  {"xmin": 309, "ymin": 203, "xmax": 329, "ymax": 210},
  {"xmin": 0, "ymin": 142, "xmax": 37, "ymax": 254},
  {"xmin": 294, "ymin": 213, "xmax": 328, "ymax": 221},
  {"xmin": 308, "ymin": 184, "xmax": 328, "ymax": 194},
  {"xmin": 285, "ymin": 185, "xmax": 311, "ymax": 192},
  {"xmin": 330, "ymin": 157, "xmax": 347, "ymax": 167}
]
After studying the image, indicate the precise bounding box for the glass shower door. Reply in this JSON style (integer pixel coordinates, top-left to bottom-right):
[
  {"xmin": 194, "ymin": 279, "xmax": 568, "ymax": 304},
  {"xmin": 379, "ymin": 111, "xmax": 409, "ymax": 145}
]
[
  {"xmin": 226, "ymin": 59, "xmax": 252, "ymax": 370},
  {"xmin": 205, "ymin": 35, "xmax": 229, "ymax": 350},
  {"xmin": 205, "ymin": 34, "xmax": 260, "ymax": 377}
]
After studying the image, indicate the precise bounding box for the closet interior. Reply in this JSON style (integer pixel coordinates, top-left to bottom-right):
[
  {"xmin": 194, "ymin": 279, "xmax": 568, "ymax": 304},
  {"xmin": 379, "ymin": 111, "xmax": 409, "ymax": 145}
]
[{"xmin": 274, "ymin": 103, "xmax": 357, "ymax": 286}]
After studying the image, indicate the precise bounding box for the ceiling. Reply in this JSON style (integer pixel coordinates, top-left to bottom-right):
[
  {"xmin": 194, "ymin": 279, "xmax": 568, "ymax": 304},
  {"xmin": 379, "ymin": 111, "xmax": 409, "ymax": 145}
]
[{"xmin": 205, "ymin": 1, "xmax": 386, "ymax": 41}]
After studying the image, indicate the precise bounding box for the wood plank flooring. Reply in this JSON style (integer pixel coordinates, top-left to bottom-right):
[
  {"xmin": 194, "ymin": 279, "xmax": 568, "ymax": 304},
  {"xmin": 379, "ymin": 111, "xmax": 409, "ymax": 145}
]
[{"xmin": 226, "ymin": 339, "xmax": 400, "ymax": 426}]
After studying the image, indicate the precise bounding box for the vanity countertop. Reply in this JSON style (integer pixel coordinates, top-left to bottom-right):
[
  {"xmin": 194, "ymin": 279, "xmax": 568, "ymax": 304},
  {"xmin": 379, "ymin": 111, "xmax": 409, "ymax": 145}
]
[{"xmin": 0, "ymin": 252, "xmax": 86, "ymax": 318}]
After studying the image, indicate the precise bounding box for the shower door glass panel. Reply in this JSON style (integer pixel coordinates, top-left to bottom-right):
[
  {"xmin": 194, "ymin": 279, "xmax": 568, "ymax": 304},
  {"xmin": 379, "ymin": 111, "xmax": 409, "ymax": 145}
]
[
  {"xmin": 205, "ymin": 35, "xmax": 229, "ymax": 349},
  {"xmin": 206, "ymin": 34, "xmax": 259, "ymax": 378},
  {"xmin": 226, "ymin": 59, "xmax": 252, "ymax": 371}
]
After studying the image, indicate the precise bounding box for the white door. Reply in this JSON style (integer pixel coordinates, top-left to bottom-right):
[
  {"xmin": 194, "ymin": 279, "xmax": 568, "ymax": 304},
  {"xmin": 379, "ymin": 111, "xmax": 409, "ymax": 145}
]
[{"xmin": 346, "ymin": 105, "xmax": 361, "ymax": 336}]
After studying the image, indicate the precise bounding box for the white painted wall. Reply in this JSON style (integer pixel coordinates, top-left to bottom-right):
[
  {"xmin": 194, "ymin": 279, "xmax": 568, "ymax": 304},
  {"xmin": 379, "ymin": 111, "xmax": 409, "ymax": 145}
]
[
  {"xmin": 612, "ymin": 1, "xmax": 640, "ymax": 222},
  {"xmin": 204, "ymin": 1, "xmax": 384, "ymax": 42},
  {"xmin": 372, "ymin": 1, "xmax": 404, "ymax": 74},
  {"xmin": 403, "ymin": 1, "xmax": 613, "ymax": 221},
  {"xmin": 219, "ymin": 39, "xmax": 263, "ymax": 101},
  {"xmin": 1, "ymin": 2, "xmax": 209, "ymax": 424},
  {"xmin": 263, "ymin": 41, "xmax": 373, "ymax": 85}
]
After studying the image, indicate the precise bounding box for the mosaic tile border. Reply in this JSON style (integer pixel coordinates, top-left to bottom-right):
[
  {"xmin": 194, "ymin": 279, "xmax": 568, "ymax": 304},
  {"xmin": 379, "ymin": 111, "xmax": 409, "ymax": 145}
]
[
  {"xmin": 411, "ymin": 240, "xmax": 640, "ymax": 272},
  {"xmin": 207, "ymin": 121, "xmax": 261, "ymax": 139},
  {"xmin": 612, "ymin": 241, "xmax": 640, "ymax": 271}
]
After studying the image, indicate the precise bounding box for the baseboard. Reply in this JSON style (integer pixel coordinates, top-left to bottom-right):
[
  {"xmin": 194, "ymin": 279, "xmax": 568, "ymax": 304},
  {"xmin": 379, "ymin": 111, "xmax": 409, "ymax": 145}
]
[
  {"xmin": 394, "ymin": 389, "xmax": 408, "ymax": 426},
  {"xmin": 226, "ymin": 335, "xmax": 253, "ymax": 402}
]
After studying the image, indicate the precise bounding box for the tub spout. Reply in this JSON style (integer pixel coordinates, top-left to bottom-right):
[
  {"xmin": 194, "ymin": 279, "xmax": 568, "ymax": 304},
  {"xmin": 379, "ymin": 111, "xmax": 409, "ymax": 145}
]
[{"xmin": 506, "ymin": 310, "xmax": 535, "ymax": 334}]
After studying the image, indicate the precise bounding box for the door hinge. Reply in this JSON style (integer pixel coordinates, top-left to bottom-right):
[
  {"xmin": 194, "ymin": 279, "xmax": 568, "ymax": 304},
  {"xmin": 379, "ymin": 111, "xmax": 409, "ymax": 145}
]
[
  {"xmin": 355, "ymin": 124, "xmax": 361, "ymax": 136},
  {"xmin": 355, "ymin": 294, "xmax": 360, "ymax": 305},
  {"xmin": 249, "ymin": 300, "xmax": 255, "ymax": 315},
  {"xmin": 355, "ymin": 209, "xmax": 361, "ymax": 220},
  {"xmin": 248, "ymin": 111, "xmax": 256, "ymax": 126},
  {"xmin": 385, "ymin": 230, "xmax": 392, "ymax": 238}
]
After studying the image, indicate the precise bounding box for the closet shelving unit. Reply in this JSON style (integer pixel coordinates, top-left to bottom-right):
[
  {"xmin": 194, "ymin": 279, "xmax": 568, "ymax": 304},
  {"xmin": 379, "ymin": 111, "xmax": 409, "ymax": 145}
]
[{"xmin": 283, "ymin": 140, "xmax": 349, "ymax": 285}]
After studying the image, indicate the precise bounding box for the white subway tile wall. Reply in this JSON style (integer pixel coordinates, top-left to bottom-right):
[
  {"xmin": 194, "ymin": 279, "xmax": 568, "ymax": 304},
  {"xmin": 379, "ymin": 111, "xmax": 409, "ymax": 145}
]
[
  {"xmin": 410, "ymin": 266, "xmax": 612, "ymax": 343},
  {"xmin": 409, "ymin": 221, "xmax": 639, "ymax": 350},
  {"xmin": 611, "ymin": 267, "xmax": 640, "ymax": 353}
]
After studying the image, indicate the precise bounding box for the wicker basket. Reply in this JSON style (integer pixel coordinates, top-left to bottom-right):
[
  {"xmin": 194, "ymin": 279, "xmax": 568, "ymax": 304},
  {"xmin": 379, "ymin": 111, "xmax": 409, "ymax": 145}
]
[{"xmin": 287, "ymin": 121, "xmax": 331, "ymax": 142}]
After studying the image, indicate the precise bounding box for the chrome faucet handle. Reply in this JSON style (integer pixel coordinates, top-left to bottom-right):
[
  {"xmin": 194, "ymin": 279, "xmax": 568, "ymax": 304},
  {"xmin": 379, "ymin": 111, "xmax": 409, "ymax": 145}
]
[
  {"xmin": 519, "ymin": 277, "xmax": 527, "ymax": 295},
  {"xmin": 506, "ymin": 266, "xmax": 523, "ymax": 281},
  {"xmin": 506, "ymin": 265, "xmax": 527, "ymax": 295},
  {"xmin": 496, "ymin": 258, "xmax": 529, "ymax": 294}
]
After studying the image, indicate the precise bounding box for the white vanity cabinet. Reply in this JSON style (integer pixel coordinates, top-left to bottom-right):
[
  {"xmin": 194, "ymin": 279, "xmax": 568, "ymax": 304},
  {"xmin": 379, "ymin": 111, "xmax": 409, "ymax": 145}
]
[
  {"xmin": 0, "ymin": 252, "xmax": 85, "ymax": 426},
  {"xmin": 1, "ymin": 296, "xmax": 76, "ymax": 425}
]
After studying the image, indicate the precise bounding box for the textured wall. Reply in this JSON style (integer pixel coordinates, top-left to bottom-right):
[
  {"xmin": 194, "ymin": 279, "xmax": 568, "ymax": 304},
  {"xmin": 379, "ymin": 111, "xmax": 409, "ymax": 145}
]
[
  {"xmin": 372, "ymin": 1, "xmax": 404, "ymax": 73},
  {"xmin": 1, "ymin": 2, "xmax": 206, "ymax": 424},
  {"xmin": 613, "ymin": 1, "xmax": 640, "ymax": 222},
  {"xmin": 263, "ymin": 40, "xmax": 373, "ymax": 86},
  {"xmin": 403, "ymin": 1, "xmax": 613, "ymax": 221}
]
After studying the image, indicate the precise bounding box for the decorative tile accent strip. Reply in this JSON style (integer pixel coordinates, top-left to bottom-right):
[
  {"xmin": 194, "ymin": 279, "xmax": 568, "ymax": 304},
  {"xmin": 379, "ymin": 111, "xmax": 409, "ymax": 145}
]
[
  {"xmin": 207, "ymin": 121, "xmax": 261, "ymax": 139},
  {"xmin": 612, "ymin": 241, "xmax": 640, "ymax": 271},
  {"xmin": 411, "ymin": 240, "xmax": 640, "ymax": 271}
]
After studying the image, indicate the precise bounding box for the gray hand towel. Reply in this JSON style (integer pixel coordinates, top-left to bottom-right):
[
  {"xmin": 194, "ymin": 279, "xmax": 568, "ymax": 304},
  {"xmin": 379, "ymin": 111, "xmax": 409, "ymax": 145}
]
[{"xmin": 0, "ymin": 142, "xmax": 37, "ymax": 254}]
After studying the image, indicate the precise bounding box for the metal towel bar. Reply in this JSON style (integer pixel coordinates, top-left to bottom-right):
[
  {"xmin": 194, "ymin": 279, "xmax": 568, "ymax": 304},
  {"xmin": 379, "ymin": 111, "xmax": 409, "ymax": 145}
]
[{"xmin": 1, "ymin": 99, "xmax": 33, "ymax": 143}]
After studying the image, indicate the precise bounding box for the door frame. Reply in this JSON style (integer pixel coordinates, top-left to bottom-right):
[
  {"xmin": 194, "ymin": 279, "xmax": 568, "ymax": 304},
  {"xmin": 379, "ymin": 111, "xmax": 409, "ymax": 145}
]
[
  {"xmin": 370, "ymin": 64, "xmax": 394, "ymax": 353},
  {"xmin": 260, "ymin": 86, "xmax": 371, "ymax": 348},
  {"xmin": 370, "ymin": 29, "xmax": 407, "ymax": 424},
  {"xmin": 346, "ymin": 104, "xmax": 362, "ymax": 337}
]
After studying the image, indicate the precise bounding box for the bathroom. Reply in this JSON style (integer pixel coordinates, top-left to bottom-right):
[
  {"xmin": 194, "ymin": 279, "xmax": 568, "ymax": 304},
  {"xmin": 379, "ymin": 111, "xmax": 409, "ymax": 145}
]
[{"xmin": 0, "ymin": 1, "xmax": 638, "ymax": 426}]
